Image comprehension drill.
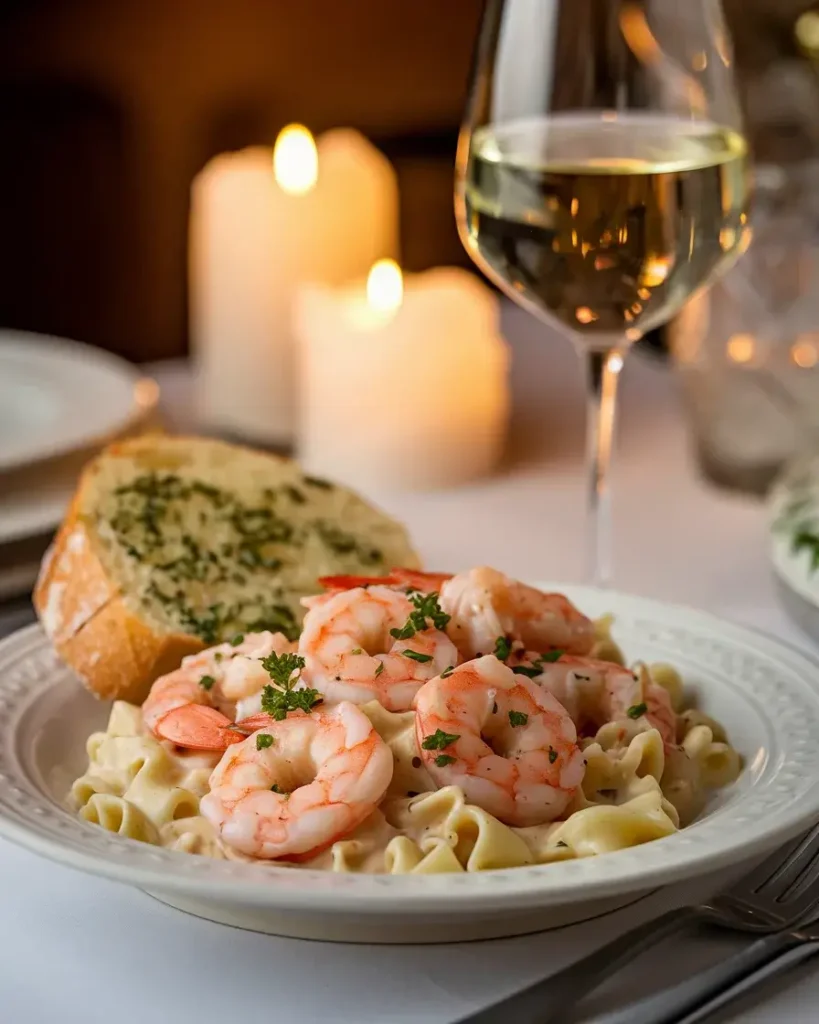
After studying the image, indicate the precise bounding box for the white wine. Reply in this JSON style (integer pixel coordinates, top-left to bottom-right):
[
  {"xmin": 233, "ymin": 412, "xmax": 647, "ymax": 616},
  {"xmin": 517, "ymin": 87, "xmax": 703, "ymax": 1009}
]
[{"xmin": 460, "ymin": 114, "xmax": 750, "ymax": 338}]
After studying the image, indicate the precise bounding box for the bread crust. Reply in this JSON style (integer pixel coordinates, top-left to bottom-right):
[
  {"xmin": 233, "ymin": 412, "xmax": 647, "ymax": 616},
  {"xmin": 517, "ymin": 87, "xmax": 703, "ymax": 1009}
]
[{"xmin": 34, "ymin": 458, "xmax": 204, "ymax": 704}]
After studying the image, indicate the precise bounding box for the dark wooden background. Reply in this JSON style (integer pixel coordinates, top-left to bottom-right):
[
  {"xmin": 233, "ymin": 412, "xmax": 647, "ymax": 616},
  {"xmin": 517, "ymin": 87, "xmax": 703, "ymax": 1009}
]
[{"xmin": 0, "ymin": 0, "xmax": 814, "ymax": 363}]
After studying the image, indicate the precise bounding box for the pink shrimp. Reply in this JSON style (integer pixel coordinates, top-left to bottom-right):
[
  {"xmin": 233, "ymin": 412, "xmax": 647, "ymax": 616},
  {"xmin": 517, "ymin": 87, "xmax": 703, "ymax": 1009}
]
[
  {"xmin": 298, "ymin": 585, "xmax": 459, "ymax": 711},
  {"xmin": 142, "ymin": 631, "xmax": 296, "ymax": 750},
  {"xmin": 200, "ymin": 702, "xmax": 393, "ymax": 860},
  {"xmin": 413, "ymin": 656, "xmax": 586, "ymax": 826},
  {"xmin": 535, "ymin": 655, "xmax": 677, "ymax": 748},
  {"xmin": 317, "ymin": 569, "xmax": 454, "ymax": 594},
  {"xmin": 438, "ymin": 567, "xmax": 595, "ymax": 660}
]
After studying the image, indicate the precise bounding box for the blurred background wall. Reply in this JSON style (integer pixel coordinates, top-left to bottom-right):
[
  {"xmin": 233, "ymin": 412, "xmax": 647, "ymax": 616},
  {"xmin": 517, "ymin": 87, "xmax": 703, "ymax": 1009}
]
[{"xmin": 0, "ymin": 0, "xmax": 816, "ymax": 363}]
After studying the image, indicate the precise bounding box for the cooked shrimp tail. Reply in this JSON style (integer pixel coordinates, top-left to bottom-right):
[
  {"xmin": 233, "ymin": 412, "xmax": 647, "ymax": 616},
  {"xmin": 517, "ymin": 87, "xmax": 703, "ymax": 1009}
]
[{"xmin": 154, "ymin": 705, "xmax": 246, "ymax": 751}]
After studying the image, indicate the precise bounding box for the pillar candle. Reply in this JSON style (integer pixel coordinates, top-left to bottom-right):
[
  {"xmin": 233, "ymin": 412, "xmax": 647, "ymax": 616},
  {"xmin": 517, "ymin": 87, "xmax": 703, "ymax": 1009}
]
[
  {"xmin": 296, "ymin": 263, "xmax": 510, "ymax": 490},
  {"xmin": 190, "ymin": 127, "xmax": 398, "ymax": 447}
]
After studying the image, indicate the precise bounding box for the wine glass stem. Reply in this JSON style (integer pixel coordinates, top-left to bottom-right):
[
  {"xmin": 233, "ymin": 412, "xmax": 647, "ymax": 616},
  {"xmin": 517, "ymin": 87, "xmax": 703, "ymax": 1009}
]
[{"xmin": 584, "ymin": 344, "xmax": 626, "ymax": 587}]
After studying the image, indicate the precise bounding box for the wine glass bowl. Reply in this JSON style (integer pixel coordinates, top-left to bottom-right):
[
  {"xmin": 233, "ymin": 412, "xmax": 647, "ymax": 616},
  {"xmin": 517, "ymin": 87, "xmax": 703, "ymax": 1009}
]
[{"xmin": 455, "ymin": 0, "xmax": 751, "ymax": 583}]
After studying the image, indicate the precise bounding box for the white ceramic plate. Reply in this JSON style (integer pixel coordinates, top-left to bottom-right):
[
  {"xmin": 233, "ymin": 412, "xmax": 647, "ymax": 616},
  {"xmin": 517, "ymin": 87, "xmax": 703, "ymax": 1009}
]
[
  {"xmin": 1, "ymin": 586, "xmax": 818, "ymax": 944},
  {"xmin": 0, "ymin": 331, "xmax": 147, "ymax": 474}
]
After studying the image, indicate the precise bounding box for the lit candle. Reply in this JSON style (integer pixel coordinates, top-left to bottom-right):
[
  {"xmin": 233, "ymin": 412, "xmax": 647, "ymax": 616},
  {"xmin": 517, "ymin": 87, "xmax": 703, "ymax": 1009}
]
[
  {"xmin": 190, "ymin": 127, "xmax": 398, "ymax": 447},
  {"xmin": 296, "ymin": 263, "xmax": 510, "ymax": 490}
]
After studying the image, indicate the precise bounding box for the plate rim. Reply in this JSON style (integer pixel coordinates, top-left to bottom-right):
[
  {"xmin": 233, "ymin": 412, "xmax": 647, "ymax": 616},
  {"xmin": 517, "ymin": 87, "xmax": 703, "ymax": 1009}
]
[
  {"xmin": 2, "ymin": 585, "xmax": 819, "ymax": 915},
  {"xmin": 0, "ymin": 329, "xmax": 151, "ymax": 474}
]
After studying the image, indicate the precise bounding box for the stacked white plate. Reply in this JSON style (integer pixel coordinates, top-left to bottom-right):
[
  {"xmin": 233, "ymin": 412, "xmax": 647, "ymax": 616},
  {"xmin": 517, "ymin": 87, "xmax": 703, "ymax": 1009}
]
[{"xmin": 0, "ymin": 330, "xmax": 159, "ymax": 602}]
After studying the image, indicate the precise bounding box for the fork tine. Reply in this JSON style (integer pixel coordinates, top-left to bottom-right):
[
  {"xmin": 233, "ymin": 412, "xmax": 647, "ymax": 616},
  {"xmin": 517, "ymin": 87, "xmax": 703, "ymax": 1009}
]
[
  {"xmin": 733, "ymin": 824, "xmax": 819, "ymax": 897},
  {"xmin": 777, "ymin": 844, "xmax": 819, "ymax": 910}
]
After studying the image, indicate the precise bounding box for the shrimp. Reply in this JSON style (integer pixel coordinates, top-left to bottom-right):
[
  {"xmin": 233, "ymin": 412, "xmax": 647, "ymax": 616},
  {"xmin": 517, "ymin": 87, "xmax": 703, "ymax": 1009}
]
[
  {"xmin": 438, "ymin": 566, "xmax": 595, "ymax": 660},
  {"xmin": 535, "ymin": 655, "xmax": 676, "ymax": 748},
  {"xmin": 200, "ymin": 701, "xmax": 393, "ymax": 860},
  {"xmin": 413, "ymin": 655, "xmax": 586, "ymax": 826},
  {"xmin": 142, "ymin": 631, "xmax": 296, "ymax": 750},
  {"xmin": 299, "ymin": 585, "xmax": 459, "ymax": 711},
  {"xmin": 317, "ymin": 569, "xmax": 453, "ymax": 593}
]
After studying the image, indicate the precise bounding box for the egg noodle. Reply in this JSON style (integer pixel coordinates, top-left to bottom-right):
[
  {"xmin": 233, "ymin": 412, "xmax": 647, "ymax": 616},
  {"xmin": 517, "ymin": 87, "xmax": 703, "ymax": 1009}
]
[{"xmin": 70, "ymin": 621, "xmax": 741, "ymax": 874}]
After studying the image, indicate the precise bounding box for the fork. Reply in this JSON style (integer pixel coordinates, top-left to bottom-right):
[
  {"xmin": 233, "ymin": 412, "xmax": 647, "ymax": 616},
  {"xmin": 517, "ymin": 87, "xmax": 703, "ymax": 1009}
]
[
  {"xmin": 601, "ymin": 915, "xmax": 819, "ymax": 1023},
  {"xmin": 456, "ymin": 823, "xmax": 819, "ymax": 1024}
]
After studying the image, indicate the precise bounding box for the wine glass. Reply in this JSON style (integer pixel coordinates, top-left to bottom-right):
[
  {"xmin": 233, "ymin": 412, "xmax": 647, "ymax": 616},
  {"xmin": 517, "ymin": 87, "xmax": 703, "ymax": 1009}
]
[{"xmin": 456, "ymin": 0, "xmax": 751, "ymax": 585}]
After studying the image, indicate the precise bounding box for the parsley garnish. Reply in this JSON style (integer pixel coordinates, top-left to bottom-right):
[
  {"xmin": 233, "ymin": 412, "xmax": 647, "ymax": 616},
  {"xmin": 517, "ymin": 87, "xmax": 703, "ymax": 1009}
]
[
  {"xmin": 256, "ymin": 733, "xmax": 274, "ymax": 750},
  {"xmin": 351, "ymin": 648, "xmax": 363, "ymax": 655},
  {"xmin": 390, "ymin": 592, "xmax": 451, "ymax": 641},
  {"xmin": 441, "ymin": 665, "xmax": 454, "ymax": 679},
  {"xmin": 230, "ymin": 633, "xmax": 245, "ymax": 646},
  {"xmin": 539, "ymin": 650, "xmax": 564, "ymax": 663},
  {"xmin": 435, "ymin": 754, "xmax": 457, "ymax": 767},
  {"xmin": 261, "ymin": 651, "xmax": 304, "ymax": 688},
  {"xmin": 509, "ymin": 710, "xmax": 528, "ymax": 727},
  {"xmin": 199, "ymin": 674, "xmax": 216, "ymax": 691},
  {"xmin": 402, "ymin": 649, "xmax": 433, "ymax": 663},
  {"xmin": 510, "ymin": 651, "xmax": 565, "ymax": 678},
  {"xmin": 511, "ymin": 665, "xmax": 541, "ymax": 678},
  {"xmin": 493, "ymin": 636, "xmax": 511, "ymax": 661},
  {"xmin": 422, "ymin": 729, "xmax": 460, "ymax": 750},
  {"xmin": 627, "ymin": 702, "xmax": 648, "ymax": 719},
  {"xmin": 548, "ymin": 746, "xmax": 558, "ymax": 763},
  {"xmin": 259, "ymin": 652, "xmax": 322, "ymax": 720},
  {"xmin": 374, "ymin": 661, "xmax": 385, "ymax": 678},
  {"xmin": 270, "ymin": 783, "xmax": 283, "ymax": 793}
]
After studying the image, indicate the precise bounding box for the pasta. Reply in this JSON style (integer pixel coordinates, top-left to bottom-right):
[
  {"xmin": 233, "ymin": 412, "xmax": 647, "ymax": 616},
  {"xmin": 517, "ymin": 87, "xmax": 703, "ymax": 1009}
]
[
  {"xmin": 71, "ymin": 640, "xmax": 741, "ymax": 873},
  {"xmin": 69, "ymin": 565, "xmax": 743, "ymax": 875}
]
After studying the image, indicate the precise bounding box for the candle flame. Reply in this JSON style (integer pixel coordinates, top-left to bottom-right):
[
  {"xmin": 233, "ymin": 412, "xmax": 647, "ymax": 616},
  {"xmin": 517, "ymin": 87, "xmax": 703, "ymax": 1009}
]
[
  {"xmin": 726, "ymin": 333, "xmax": 755, "ymax": 364},
  {"xmin": 273, "ymin": 124, "xmax": 318, "ymax": 196},
  {"xmin": 366, "ymin": 259, "xmax": 403, "ymax": 315}
]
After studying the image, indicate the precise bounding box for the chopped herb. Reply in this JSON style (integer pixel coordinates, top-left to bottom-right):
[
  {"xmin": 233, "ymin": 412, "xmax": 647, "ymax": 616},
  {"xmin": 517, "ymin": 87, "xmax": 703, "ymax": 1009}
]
[
  {"xmin": 199, "ymin": 674, "xmax": 216, "ymax": 691},
  {"xmin": 213, "ymin": 652, "xmax": 223, "ymax": 663},
  {"xmin": 270, "ymin": 783, "xmax": 283, "ymax": 793},
  {"xmin": 260, "ymin": 652, "xmax": 304, "ymax": 688},
  {"xmin": 390, "ymin": 592, "xmax": 451, "ymax": 640},
  {"xmin": 435, "ymin": 754, "xmax": 457, "ymax": 768},
  {"xmin": 441, "ymin": 665, "xmax": 454, "ymax": 679},
  {"xmin": 422, "ymin": 729, "xmax": 460, "ymax": 750},
  {"xmin": 261, "ymin": 683, "xmax": 321, "ymax": 720},
  {"xmin": 548, "ymin": 746, "xmax": 558, "ymax": 763},
  {"xmin": 315, "ymin": 522, "xmax": 382, "ymax": 565},
  {"xmin": 411, "ymin": 756, "xmax": 422, "ymax": 769},
  {"xmin": 256, "ymin": 733, "xmax": 274, "ymax": 750},
  {"xmin": 539, "ymin": 650, "xmax": 564, "ymax": 664},
  {"xmin": 350, "ymin": 648, "xmax": 363, "ymax": 655},
  {"xmin": 511, "ymin": 665, "xmax": 541, "ymax": 678},
  {"xmin": 230, "ymin": 633, "xmax": 245, "ymax": 646},
  {"xmin": 374, "ymin": 661, "xmax": 385, "ymax": 678},
  {"xmin": 509, "ymin": 710, "xmax": 529, "ymax": 727},
  {"xmin": 283, "ymin": 485, "xmax": 306, "ymax": 504},
  {"xmin": 260, "ymin": 652, "xmax": 321, "ymax": 720},
  {"xmin": 303, "ymin": 475, "xmax": 334, "ymax": 490},
  {"xmin": 493, "ymin": 636, "xmax": 511, "ymax": 661},
  {"xmin": 402, "ymin": 649, "xmax": 433, "ymax": 663},
  {"xmin": 627, "ymin": 702, "xmax": 648, "ymax": 719}
]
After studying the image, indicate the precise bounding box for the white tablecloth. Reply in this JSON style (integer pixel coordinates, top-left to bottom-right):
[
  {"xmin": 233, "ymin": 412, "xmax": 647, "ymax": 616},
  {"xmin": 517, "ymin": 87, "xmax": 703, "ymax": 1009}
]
[{"xmin": 3, "ymin": 307, "xmax": 817, "ymax": 1023}]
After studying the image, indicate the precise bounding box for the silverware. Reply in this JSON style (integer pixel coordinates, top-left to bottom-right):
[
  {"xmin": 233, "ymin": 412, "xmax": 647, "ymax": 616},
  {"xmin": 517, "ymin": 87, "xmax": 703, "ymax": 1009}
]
[
  {"xmin": 455, "ymin": 824, "xmax": 819, "ymax": 1024},
  {"xmin": 602, "ymin": 916, "xmax": 819, "ymax": 1024}
]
